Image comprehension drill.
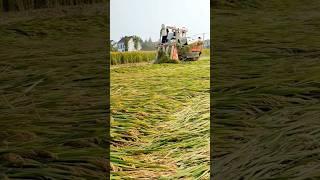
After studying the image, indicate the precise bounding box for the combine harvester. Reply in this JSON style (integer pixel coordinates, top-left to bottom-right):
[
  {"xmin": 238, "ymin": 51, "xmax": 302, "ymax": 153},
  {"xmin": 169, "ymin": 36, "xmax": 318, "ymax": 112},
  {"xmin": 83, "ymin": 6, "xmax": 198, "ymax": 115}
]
[{"xmin": 155, "ymin": 24, "xmax": 204, "ymax": 63}]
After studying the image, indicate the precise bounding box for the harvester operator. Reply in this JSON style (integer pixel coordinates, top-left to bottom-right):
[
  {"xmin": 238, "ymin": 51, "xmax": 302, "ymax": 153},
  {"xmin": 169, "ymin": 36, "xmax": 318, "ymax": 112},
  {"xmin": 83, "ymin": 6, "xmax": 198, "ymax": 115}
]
[{"xmin": 160, "ymin": 24, "xmax": 169, "ymax": 43}]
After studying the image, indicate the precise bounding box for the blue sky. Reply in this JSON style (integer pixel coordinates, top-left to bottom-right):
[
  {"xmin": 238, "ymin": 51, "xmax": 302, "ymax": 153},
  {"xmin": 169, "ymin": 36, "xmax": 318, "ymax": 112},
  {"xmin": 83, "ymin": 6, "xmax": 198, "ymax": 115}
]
[{"xmin": 110, "ymin": 0, "xmax": 210, "ymax": 42}]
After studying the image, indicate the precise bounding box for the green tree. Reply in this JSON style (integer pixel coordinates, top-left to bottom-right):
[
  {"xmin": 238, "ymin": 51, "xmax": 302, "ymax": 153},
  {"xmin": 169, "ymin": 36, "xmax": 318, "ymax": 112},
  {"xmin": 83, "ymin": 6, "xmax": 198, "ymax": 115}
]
[
  {"xmin": 141, "ymin": 37, "xmax": 156, "ymax": 51},
  {"xmin": 110, "ymin": 41, "xmax": 117, "ymax": 52}
]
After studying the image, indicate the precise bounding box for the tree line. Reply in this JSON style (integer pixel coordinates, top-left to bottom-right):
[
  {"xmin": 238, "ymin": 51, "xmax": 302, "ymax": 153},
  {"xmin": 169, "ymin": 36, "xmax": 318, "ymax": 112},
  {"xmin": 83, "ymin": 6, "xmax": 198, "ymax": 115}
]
[
  {"xmin": 0, "ymin": 0, "xmax": 107, "ymax": 12},
  {"xmin": 141, "ymin": 37, "xmax": 157, "ymax": 51},
  {"xmin": 111, "ymin": 37, "xmax": 157, "ymax": 52}
]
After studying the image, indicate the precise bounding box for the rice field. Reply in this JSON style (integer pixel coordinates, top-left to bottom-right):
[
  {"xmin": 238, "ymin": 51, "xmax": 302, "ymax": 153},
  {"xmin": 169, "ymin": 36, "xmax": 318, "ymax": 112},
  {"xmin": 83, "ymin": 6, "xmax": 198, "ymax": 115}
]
[
  {"xmin": 0, "ymin": 5, "xmax": 108, "ymax": 179},
  {"xmin": 202, "ymin": 48, "xmax": 210, "ymax": 57},
  {"xmin": 110, "ymin": 56, "xmax": 210, "ymax": 178},
  {"xmin": 213, "ymin": 0, "xmax": 320, "ymax": 179},
  {"xmin": 110, "ymin": 51, "xmax": 156, "ymax": 65},
  {"xmin": 110, "ymin": 49, "xmax": 210, "ymax": 65}
]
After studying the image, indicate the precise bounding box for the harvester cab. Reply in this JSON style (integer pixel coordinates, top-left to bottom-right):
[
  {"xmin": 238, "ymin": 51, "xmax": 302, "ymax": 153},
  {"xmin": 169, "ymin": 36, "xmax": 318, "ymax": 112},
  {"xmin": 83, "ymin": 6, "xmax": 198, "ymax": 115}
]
[{"xmin": 155, "ymin": 25, "xmax": 203, "ymax": 63}]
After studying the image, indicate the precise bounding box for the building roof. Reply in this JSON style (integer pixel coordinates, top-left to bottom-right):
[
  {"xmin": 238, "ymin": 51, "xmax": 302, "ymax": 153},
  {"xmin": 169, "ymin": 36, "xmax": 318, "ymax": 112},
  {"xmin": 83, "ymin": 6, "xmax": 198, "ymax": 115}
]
[{"xmin": 118, "ymin": 36, "xmax": 134, "ymax": 44}]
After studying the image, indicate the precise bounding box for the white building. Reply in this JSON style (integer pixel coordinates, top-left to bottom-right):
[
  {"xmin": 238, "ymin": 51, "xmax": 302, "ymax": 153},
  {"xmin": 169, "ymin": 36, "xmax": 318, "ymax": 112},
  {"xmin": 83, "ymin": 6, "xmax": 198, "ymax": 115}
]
[{"xmin": 117, "ymin": 36, "xmax": 142, "ymax": 52}]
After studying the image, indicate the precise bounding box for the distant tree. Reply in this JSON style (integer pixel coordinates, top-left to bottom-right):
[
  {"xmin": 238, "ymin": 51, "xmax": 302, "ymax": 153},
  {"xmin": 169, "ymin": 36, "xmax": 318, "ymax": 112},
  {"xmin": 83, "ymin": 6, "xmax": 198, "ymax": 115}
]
[
  {"xmin": 110, "ymin": 41, "xmax": 117, "ymax": 52},
  {"xmin": 141, "ymin": 37, "xmax": 156, "ymax": 51},
  {"xmin": 132, "ymin": 36, "xmax": 143, "ymax": 50}
]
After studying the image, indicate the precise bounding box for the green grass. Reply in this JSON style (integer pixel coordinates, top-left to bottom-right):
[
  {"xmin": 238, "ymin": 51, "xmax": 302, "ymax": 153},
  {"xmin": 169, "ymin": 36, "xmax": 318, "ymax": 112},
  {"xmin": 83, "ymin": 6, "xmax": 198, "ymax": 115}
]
[
  {"xmin": 212, "ymin": 0, "xmax": 320, "ymax": 179},
  {"xmin": 111, "ymin": 57, "xmax": 210, "ymax": 179},
  {"xmin": 0, "ymin": 5, "xmax": 108, "ymax": 179}
]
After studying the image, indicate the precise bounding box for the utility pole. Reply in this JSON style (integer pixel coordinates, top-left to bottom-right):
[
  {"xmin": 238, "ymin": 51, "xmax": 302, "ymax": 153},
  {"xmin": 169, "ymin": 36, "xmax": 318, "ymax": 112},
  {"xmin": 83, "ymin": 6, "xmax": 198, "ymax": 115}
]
[{"xmin": 202, "ymin": 33, "xmax": 205, "ymax": 48}]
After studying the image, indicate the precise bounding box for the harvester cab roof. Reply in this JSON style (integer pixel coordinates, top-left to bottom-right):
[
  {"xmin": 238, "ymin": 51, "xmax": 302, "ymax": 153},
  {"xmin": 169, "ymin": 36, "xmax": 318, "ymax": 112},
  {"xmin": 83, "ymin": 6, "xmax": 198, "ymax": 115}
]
[
  {"xmin": 166, "ymin": 26, "xmax": 188, "ymax": 32},
  {"xmin": 160, "ymin": 25, "xmax": 189, "ymax": 45}
]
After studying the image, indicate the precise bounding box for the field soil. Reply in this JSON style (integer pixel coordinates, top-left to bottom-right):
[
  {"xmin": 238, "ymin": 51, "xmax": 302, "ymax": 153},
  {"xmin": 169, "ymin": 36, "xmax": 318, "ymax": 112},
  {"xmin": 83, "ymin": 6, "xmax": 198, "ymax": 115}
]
[
  {"xmin": 213, "ymin": 0, "xmax": 320, "ymax": 179},
  {"xmin": 0, "ymin": 4, "xmax": 108, "ymax": 179},
  {"xmin": 111, "ymin": 57, "xmax": 210, "ymax": 179}
]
